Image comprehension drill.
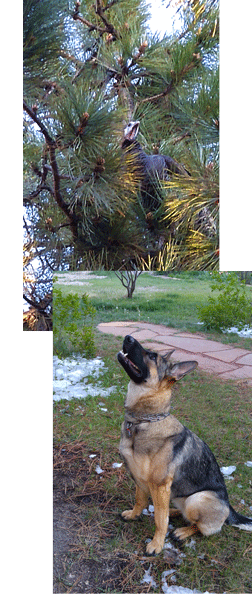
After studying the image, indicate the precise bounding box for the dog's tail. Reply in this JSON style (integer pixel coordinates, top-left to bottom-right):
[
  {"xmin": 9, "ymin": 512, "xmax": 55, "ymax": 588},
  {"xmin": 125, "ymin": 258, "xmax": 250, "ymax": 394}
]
[{"xmin": 226, "ymin": 505, "xmax": 252, "ymax": 531}]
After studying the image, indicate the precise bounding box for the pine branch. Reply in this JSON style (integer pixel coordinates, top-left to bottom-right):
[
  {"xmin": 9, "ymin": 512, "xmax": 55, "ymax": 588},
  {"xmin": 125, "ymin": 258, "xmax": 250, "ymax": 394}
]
[
  {"xmin": 23, "ymin": 185, "xmax": 54, "ymax": 204},
  {"xmin": 72, "ymin": 1, "xmax": 105, "ymax": 33},
  {"xmin": 95, "ymin": 0, "xmax": 119, "ymax": 39},
  {"xmin": 137, "ymin": 84, "xmax": 173, "ymax": 106},
  {"xmin": 23, "ymin": 293, "xmax": 52, "ymax": 315},
  {"xmin": 103, "ymin": 0, "xmax": 120, "ymax": 11},
  {"xmin": 23, "ymin": 101, "xmax": 78, "ymax": 236},
  {"xmin": 72, "ymin": 1, "xmax": 119, "ymax": 39},
  {"xmin": 23, "ymin": 102, "xmax": 69, "ymax": 216}
]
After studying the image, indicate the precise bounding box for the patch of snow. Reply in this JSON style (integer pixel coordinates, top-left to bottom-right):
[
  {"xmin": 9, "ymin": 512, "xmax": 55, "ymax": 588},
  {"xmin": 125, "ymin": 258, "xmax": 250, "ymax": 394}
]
[
  {"xmin": 53, "ymin": 355, "xmax": 117, "ymax": 401},
  {"xmin": 112, "ymin": 462, "xmax": 122, "ymax": 468},
  {"xmin": 95, "ymin": 465, "xmax": 103, "ymax": 474},
  {"xmin": 225, "ymin": 325, "xmax": 252, "ymax": 338},
  {"xmin": 89, "ymin": 454, "xmax": 96, "ymax": 458},
  {"xmin": 162, "ymin": 569, "xmax": 176, "ymax": 584},
  {"xmin": 163, "ymin": 541, "xmax": 178, "ymax": 551},
  {"xmin": 197, "ymin": 322, "xmax": 252, "ymax": 338},
  {"xmin": 245, "ymin": 461, "xmax": 252, "ymax": 467},
  {"xmin": 162, "ymin": 570, "xmax": 176, "ymax": 586},
  {"xmin": 161, "ymin": 569, "xmax": 214, "ymax": 595},
  {"xmin": 141, "ymin": 564, "xmax": 157, "ymax": 589},
  {"xmin": 185, "ymin": 538, "xmax": 196, "ymax": 549},
  {"xmin": 142, "ymin": 504, "xmax": 154, "ymax": 516},
  {"xmin": 162, "ymin": 584, "xmax": 211, "ymax": 594},
  {"xmin": 220, "ymin": 465, "xmax": 236, "ymax": 478}
]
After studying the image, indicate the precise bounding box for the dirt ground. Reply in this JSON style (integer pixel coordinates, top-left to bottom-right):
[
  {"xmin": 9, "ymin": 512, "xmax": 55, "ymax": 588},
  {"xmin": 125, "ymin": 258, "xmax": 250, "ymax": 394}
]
[
  {"xmin": 53, "ymin": 442, "xmax": 252, "ymax": 595},
  {"xmin": 53, "ymin": 498, "xmax": 127, "ymax": 593},
  {"xmin": 53, "ymin": 443, "xmax": 143, "ymax": 594}
]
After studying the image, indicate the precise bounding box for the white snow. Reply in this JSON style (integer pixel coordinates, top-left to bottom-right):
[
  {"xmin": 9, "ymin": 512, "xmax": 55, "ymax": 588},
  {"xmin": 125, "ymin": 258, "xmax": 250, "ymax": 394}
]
[
  {"xmin": 112, "ymin": 463, "xmax": 122, "ymax": 469},
  {"xmin": 185, "ymin": 538, "xmax": 196, "ymax": 549},
  {"xmin": 53, "ymin": 355, "xmax": 117, "ymax": 401},
  {"xmin": 95, "ymin": 465, "xmax": 103, "ymax": 474},
  {"xmin": 162, "ymin": 569, "xmax": 176, "ymax": 584},
  {"xmin": 225, "ymin": 325, "xmax": 252, "ymax": 338},
  {"xmin": 220, "ymin": 465, "xmax": 236, "ymax": 477},
  {"xmin": 245, "ymin": 461, "xmax": 252, "ymax": 467},
  {"xmin": 142, "ymin": 504, "xmax": 155, "ymax": 516},
  {"xmin": 161, "ymin": 584, "xmax": 211, "ymax": 594},
  {"xmin": 197, "ymin": 322, "xmax": 252, "ymax": 338},
  {"xmin": 141, "ymin": 565, "xmax": 157, "ymax": 589},
  {"xmin": 161, "ymin": 566, "xmax": 212, "ymax": 594}
]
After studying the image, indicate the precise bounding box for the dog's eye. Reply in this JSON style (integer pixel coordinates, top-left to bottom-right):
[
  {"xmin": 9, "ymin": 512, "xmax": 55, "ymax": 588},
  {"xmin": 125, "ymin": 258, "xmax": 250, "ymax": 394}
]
[{"xmin": 149, "ymin": 353, "xmax": 157, "ymax": 361}]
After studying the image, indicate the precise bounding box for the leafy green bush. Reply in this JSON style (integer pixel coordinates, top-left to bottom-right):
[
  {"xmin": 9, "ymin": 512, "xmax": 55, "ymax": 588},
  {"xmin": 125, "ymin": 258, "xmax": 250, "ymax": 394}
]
[
  {"xmin": 198, "ymin": 272, "xmax": 252, "ymax": 332},
  {"xmin": 53, "ymin": 288, "xmax": 96, "ymax": 357}
]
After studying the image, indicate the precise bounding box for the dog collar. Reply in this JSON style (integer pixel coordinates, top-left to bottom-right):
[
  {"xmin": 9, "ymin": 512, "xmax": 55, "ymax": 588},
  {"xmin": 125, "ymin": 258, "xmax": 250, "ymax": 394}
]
[
  {"xmin": 125, "ymin": 411, "xmax": 171, "ymax": 423},
  {"xmin": 124, "ymin": 410, "xmax": 171, "ymax": 438}
]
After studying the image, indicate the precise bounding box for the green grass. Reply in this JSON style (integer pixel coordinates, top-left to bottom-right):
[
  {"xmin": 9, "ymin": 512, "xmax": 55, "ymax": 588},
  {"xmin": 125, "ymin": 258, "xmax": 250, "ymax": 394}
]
[
  {"xmin": 53, "ymin": 329, "xmax": 252, "ymax": 594},
  {"xmin": 54, "ymin": 271, "xmax": 252, "ymax": 350}
]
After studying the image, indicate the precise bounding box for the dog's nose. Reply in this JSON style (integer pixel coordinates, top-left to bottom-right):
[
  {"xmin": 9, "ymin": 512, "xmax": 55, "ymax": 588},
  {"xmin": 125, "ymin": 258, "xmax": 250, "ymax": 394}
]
[{"xmin": 125, "ymin": 335, "xmax": 134, "ymax": 345}]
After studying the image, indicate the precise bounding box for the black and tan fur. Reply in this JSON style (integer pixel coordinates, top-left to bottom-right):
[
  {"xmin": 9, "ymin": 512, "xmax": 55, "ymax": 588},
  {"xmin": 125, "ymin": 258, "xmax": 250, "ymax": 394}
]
[{"xmin": 117, "ymin": 335, "xmax": 252, "ymax": 555}]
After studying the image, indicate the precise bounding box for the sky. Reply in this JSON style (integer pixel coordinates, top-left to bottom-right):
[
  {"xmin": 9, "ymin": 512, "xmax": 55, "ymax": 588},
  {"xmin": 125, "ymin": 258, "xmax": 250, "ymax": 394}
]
[{"xmin": 148, "ymin": 0, "xmax": 182, "ymax": 36}]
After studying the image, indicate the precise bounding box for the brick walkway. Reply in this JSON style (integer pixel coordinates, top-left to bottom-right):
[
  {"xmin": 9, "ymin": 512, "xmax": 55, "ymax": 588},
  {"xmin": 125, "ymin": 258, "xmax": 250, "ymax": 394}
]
[{"xmin": 97, "ymin": 321, "xmax": 252, "ymax": 386}]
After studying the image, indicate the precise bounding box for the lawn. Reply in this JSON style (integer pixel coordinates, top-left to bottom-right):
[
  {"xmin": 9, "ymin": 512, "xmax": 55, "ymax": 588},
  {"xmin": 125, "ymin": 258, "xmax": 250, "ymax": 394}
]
[
  {"xmin": 54, "ymin": 270, "xmax": 252, "ymax": 350},
  {"xmin": 53, "ymin": 271, "xmax": 252, "ymax": 594}
]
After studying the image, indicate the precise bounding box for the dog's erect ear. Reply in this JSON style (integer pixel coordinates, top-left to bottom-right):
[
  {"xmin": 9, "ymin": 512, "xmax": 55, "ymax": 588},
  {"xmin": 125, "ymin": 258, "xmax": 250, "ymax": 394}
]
[
  {"xmin": 163, "ymin": 349, "xmax": 175, "ymax": 361},
  {"xmin": 169, "ymin": 361, "xmax": 198, "ymax": 381}
]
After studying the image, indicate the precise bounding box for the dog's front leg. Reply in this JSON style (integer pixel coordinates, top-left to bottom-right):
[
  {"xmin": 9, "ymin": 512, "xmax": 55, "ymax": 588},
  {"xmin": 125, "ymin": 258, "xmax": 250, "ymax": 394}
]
[
  {"xmin": 121, "ymin": 485, "xmax": 149, "ymax": 521},
  {"xmin": 146, "ymin": 480, "xmax": 171, "ymax": 554}
]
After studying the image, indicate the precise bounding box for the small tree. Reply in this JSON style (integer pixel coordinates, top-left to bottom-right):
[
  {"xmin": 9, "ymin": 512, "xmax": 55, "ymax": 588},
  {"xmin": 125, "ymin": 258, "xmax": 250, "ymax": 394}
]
[{"xmin": 115, "ymin": 269, "xmax": 142, "ymax": 298}]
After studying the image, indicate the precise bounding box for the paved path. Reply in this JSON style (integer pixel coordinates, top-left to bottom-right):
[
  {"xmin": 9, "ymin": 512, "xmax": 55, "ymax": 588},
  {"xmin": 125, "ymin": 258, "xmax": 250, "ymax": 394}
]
[{"xmin": 97, "ymin": 321, "xmax": 252, "ymax": 386}]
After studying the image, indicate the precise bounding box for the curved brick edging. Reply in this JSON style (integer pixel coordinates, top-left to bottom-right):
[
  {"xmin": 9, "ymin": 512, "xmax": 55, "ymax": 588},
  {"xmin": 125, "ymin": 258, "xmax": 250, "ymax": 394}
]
[{"xmin": 97, "ymin": 321, "xmax": 252, "ymax": 386}]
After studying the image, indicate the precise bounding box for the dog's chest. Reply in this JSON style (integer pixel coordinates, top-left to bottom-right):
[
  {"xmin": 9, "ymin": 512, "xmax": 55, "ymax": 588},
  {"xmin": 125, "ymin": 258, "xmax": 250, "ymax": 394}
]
[
  {"xmin": 119, "ymin": 419, "xmax": 172, "ymax": 486},
  {"xmin": 119, "ymin": 421, "xmax": 151, "ymax": 480}
]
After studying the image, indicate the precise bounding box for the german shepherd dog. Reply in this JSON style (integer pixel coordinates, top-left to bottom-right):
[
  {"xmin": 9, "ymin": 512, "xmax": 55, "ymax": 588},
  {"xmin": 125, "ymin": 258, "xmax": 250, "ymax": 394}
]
[{"xmin": 117, "ymin": 335, "xmax": 252, "ymax": 555}]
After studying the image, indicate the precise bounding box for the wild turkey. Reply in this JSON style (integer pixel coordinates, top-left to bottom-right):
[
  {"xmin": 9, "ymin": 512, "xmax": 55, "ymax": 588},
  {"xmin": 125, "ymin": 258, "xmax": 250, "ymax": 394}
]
[
  {"xmin": 122, "ymin": 121, "xmax": 216, "ymax": 238},
  {"xmin": 122, "ymin": 120, "xmax": 190, "ymax": 182}
]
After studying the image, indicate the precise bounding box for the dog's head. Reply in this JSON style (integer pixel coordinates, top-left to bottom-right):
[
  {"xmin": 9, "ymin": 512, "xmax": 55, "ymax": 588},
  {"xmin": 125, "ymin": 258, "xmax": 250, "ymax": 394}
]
[{"xmin": 117, "ymin": 335, "xmax": 197, "ymax": 386}]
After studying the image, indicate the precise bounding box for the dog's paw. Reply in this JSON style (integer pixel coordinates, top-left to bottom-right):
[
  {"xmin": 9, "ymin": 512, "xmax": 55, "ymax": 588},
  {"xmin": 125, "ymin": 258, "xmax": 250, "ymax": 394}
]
[
  {"xmin": 121, "ymin": 509, "xmax": 138, "ymax": 521},
  {"xmin": 169, "ymin": 530, "xmax": 185, "ymax": 548},
  {"xmin": 174, "ymin": 525, "xmax": 199, "ymax": 541},
  {"xmin": 146, "ymin": 538, "xmax": 163, "ymax": 555}
]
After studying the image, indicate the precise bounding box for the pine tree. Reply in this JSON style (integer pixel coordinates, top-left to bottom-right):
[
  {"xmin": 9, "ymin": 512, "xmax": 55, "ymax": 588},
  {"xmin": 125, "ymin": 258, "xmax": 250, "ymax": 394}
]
[{"xmin": 23, "ymin": 0, "xmax": 219, "ymax": 284}]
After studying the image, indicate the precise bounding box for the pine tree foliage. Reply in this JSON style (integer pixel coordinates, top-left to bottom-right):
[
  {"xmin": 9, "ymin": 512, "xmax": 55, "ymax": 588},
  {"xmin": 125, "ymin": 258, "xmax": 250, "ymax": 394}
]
[{"xmin": 23, "ymin": 0, "xmax": 219, "ymax": 283}]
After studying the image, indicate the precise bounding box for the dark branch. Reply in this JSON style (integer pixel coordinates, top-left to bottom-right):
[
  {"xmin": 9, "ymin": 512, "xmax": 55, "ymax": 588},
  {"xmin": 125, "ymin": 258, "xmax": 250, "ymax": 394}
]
[
  {"xmin": 23, "ymin": 293, "xmax": 52, "ymax": 315},
  {"xmin": 95, "ymin": 0, "xmax": 119, "ymax": 39},
  {"xmin": 23, "ymin": 101, "xmax": 78, "ymax": 236}
]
